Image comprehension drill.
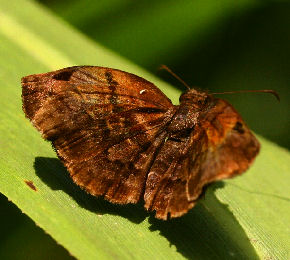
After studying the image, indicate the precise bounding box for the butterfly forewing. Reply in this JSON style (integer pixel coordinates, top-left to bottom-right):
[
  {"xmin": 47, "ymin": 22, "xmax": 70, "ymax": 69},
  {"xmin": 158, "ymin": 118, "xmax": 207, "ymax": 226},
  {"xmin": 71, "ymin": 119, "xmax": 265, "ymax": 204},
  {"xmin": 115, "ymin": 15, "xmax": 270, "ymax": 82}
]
[{"xmin": 22, "ymin": 66, "xmax": 175, "ymax": 204}]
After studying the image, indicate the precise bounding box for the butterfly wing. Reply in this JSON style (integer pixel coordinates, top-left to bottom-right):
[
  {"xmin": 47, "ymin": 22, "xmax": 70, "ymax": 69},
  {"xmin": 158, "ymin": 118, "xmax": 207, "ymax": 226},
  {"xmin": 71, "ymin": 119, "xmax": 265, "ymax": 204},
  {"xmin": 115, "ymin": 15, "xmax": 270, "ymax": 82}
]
[
  {"xmin": 198, "ymin": 99, "xmax": 260, "ymax": 184},
  {"xmin": 22, "ymin": 67, "xmax": 259, "ymax": 218},
  {"xmin": 144, "ymin": 98, "xmax": 260, "ymax": 220},
  {"xmin": 22, "ymin": 66, "xmax": 175, "ymax": 204}
]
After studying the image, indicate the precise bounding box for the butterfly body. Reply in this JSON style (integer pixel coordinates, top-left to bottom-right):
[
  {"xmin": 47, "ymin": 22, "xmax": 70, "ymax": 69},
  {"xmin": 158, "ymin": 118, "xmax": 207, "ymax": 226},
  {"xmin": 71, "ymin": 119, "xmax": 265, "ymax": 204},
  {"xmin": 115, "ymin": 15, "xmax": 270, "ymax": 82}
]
[{"xmin": 22, "ymin": 66, "xmax": 260, "ymax": 220}]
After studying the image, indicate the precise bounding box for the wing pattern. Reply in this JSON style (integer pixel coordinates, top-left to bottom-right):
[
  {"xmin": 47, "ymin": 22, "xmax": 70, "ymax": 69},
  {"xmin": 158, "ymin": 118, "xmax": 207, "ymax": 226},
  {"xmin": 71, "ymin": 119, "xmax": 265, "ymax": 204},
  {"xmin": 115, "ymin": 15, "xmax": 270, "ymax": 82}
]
[
  {"xmin": 22, "ymin": 66, "xmax": 175, "ymax": 204},
  {"xmin": 22, "ymin": 66, "xmax": 260, "ymax": 219},
  {"xmin": 143, "ymin": 98, "xmax": 259, "ymax": 219}
]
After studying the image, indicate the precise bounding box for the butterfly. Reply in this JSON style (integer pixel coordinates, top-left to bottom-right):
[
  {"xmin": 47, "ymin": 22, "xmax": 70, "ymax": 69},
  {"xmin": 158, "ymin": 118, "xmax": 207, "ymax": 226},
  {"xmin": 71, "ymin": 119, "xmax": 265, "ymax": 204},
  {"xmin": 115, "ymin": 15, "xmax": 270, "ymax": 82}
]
[{"xmin": 22, "ymin": 66, "xmax": 260, "ymax": 220}]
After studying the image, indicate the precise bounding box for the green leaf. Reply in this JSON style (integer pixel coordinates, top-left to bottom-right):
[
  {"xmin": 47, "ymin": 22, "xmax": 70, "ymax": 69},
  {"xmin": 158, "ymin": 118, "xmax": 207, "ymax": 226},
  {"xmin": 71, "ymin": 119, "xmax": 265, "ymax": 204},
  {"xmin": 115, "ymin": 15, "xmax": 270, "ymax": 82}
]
[
  {"xmin": 0, "ymin": 0, "xmax": 289, "ymax": 259},
  {"xmin": 0, "ymin": 194, "xmax": 73, "ymax": 260}
]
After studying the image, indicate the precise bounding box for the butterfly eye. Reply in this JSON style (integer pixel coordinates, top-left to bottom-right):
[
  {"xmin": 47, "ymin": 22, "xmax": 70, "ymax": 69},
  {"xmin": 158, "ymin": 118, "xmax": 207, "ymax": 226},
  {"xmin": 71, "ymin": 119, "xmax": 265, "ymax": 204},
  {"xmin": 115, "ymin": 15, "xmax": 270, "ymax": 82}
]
[
  {"xmin": 233, "ymin": 121, "xmax": 245, "ymax": 134},
  {"xmin": 197, "ymin": 100, "xmax": 203, "ymax": 105}
]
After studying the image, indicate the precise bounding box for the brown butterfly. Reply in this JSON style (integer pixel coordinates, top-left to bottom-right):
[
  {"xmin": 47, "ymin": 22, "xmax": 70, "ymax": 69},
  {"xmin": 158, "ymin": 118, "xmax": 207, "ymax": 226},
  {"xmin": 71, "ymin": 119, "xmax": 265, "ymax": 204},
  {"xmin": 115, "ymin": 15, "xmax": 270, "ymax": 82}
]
[{"xmin": 22, "ymin": 66, "xmax": 260, "ymax": 220}]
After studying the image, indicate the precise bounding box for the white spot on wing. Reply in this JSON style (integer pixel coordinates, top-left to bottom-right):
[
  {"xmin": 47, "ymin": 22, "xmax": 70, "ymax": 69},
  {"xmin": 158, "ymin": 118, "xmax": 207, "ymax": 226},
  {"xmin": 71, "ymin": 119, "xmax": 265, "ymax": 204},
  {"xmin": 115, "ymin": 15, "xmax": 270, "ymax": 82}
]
[{"xmin": 139, "ymin": 89, "xmax": 146, "ymax": 94}]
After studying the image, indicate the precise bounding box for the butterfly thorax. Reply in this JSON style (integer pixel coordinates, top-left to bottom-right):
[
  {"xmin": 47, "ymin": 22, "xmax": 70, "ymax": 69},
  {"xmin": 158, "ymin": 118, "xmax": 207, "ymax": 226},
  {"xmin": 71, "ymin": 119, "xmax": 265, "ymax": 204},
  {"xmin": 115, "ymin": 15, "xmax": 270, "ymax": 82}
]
[{"xmin": 167, "ymin": 89, "xmax": 214, "ymax": 134}]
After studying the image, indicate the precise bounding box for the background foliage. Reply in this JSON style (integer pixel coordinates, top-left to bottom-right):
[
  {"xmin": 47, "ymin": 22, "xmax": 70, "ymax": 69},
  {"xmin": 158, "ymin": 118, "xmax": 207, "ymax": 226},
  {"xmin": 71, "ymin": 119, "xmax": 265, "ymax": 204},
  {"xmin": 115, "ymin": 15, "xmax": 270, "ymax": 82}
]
[
  {"xmin": 40, "ymin": 0, "xmax": 290, "ymax": 149},
  {"xmin": 0, "ymin": 0, "xmax": 289, "ymax": 259}
]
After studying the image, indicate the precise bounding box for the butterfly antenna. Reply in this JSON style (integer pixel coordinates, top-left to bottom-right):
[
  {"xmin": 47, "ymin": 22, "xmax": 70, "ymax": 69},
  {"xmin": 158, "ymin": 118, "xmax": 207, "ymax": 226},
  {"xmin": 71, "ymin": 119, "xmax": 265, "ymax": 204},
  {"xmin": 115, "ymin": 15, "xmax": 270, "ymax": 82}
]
[
  {"xmin": 212, "ymin": 89, "xmax": 280, "ymax": 102},
  {"xmin": 159, "ymin": 65, "xmax": 191, "ymax": 90}
]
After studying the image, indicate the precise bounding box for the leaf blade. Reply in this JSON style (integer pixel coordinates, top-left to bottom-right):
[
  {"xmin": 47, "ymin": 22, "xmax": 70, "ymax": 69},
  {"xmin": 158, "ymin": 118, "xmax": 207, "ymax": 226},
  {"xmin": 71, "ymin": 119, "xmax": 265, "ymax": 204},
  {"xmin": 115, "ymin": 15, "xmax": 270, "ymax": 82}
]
[{"xmin": 0, "ymin": 0, "xmax": 289, "ymax": 259}]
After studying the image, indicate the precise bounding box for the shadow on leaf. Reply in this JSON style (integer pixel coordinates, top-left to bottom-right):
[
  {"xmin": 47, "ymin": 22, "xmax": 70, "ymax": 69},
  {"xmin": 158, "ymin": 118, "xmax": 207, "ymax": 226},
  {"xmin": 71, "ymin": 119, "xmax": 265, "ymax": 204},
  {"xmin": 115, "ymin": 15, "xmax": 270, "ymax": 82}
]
[
  {"xmin": 148, "ymin": 184, "xmax": 259, "ymax": 259},
  {"xmin": 34, "ymin": 157, "xmax": 147, "ymax": 224},
  {"xmin": 34, "ymin": 156, "xmax": 259, "ymax": 259}
]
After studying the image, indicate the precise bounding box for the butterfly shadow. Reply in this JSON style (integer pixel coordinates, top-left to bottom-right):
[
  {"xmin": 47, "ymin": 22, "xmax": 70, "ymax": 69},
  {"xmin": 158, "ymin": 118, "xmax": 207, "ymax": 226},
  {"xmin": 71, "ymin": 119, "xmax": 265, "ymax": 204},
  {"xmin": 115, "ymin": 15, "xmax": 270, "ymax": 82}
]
[
  {"xmin": 147, "ymin": 183, "xmax": 259, "ymax": 259},
  {"xmin": 34, "ymin": 157, "xmax": 259, "ymax": 259},
  {"xmin": 34, "ymin": 157, "xmax": 147, "ymax": 224}
]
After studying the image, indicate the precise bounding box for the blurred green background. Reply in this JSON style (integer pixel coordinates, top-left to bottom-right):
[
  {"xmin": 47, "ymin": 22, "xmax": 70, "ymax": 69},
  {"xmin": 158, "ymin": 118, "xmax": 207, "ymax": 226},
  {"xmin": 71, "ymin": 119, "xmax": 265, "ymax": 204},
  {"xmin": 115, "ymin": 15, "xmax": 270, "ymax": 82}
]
[
  {"xmin": 1, "ymin": 0, "xmax": 289, "ymax": 259},
  {"xmin": 38, "ymin": 0, "xmax": 289, "ymax": 150}
]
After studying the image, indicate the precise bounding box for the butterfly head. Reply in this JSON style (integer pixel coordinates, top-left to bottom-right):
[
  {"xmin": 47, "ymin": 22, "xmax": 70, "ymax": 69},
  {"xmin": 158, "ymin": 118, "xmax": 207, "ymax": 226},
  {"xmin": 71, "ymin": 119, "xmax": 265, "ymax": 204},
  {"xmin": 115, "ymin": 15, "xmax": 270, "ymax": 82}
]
[{"xmin": 179, "ymin": 89, "xmax": 214, "ymax": 110}]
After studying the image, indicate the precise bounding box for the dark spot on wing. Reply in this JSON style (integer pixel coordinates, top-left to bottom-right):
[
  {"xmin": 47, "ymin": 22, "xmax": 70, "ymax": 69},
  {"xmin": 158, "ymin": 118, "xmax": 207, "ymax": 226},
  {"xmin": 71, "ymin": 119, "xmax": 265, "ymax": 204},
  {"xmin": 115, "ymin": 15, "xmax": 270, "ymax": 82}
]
[
  {"xmin": 233, "ymin": 121, "xmax": 245, "ymax": 134},
  {"xmin": 135, "ymin": 107, "xmax": 165, "ymax": 114},
  {"xmin": 105, "ymin": 71, "xmax": 119, "ymax": 108},
  {"xmin": 53, "ymin": 70, "xmax": 76, "ymax": 81}
]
